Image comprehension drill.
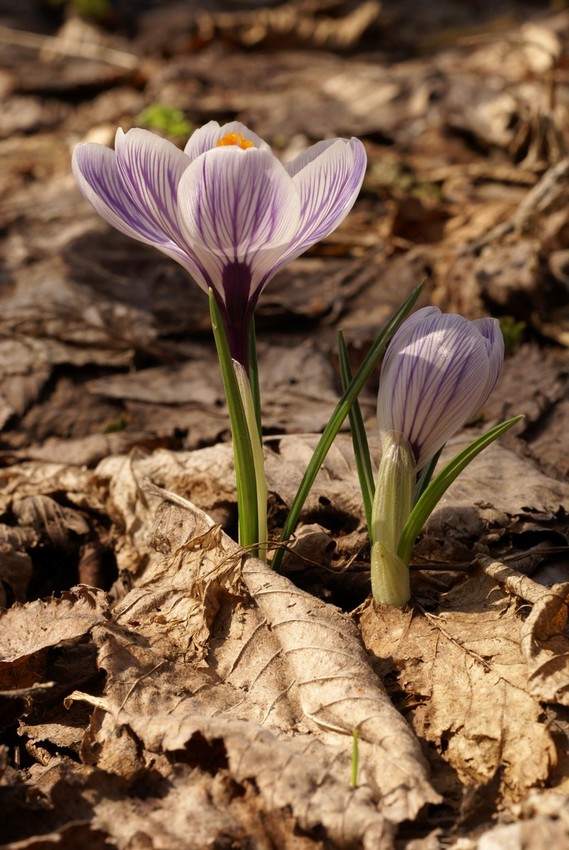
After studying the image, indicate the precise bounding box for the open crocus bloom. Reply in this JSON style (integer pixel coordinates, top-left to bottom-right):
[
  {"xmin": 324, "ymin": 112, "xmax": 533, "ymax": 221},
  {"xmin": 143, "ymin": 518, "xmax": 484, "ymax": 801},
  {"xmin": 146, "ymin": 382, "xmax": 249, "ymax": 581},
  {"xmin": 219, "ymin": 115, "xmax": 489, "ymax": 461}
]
[
  {"xmin": 377, "ymin": 307, "xmax": 504, "ymax": 471},
  {"xmin": 72, "ymin": 120, "xmax": 367, "ymax": 367}
]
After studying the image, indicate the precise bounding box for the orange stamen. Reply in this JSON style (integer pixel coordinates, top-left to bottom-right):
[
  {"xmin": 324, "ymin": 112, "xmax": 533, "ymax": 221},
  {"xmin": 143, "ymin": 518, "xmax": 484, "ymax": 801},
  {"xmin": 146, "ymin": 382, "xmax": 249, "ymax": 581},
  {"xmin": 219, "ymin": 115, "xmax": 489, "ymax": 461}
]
[{"xmin": 216, "ymin": 131, "xmax": 255, "ymax": 150}]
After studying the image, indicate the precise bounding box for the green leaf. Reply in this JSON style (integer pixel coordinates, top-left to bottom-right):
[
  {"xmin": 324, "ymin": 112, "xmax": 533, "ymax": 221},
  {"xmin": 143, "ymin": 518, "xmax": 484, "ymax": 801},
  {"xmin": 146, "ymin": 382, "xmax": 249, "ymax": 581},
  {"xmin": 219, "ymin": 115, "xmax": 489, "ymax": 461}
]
[
  {"xmin": 209, "ymin": 291, "xmax": 258, "ymax": 552},
  {"xmin": 397, "ymin": 415, "xmax": 524, "ymax": 566},
  {"xmin": 271, "ymin": 280, "xmax": 426, "ymax": 573},
  {"xmin": 414, "ymin": 447, "xmax": 442, "ymax": 503},
  {"xmin": 338, "ymin": 331, "xmax": 375, "ymax": 530}
]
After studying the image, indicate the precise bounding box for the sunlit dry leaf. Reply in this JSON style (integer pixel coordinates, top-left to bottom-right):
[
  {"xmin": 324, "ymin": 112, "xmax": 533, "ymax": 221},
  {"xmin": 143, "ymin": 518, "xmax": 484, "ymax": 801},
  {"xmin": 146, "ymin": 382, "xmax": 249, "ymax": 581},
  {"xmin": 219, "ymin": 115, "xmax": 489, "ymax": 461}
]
[
  {"xmin": 0, "ymin": 586, "xmax": 109, "ymax": 665},
  {"xmin": 359, "ymin": 570, "xmax": 557, "ymax": 799},
  {"xmin": 423, "ymin": 439, "xmax": 569, "ymax": 552},
  {"xmin": 0, "ymin": 463, "xmax": 97, "ymax": 514},
  {"xmin": 92, "ymin": 766, "xmax": 306, "ymax": 850},
  {"xmin": 449, "ymin": 794, "xmax": 569, "ymax": 850},
  {"xmin": 479, "ymin": 557, "xmax": 569, "ymax": 707},
  {"xmin": 93, "ymin": 435, "xmax": 366, "ymax": 579},
  {"xmin": 7, "ymin": 431, "xmax": 152, "ymax": 468},
  {"xmin": 67, "ymin": 496, "xmax": 438, "ymax": 847}
]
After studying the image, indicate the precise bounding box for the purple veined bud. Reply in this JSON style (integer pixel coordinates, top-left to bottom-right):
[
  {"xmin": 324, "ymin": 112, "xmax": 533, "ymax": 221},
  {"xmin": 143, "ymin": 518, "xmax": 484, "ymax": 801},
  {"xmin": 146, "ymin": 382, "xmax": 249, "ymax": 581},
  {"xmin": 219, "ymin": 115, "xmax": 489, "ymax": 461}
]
[
  {"xmin": 72, "ymin": 121, "xmax": 367, "ymax": 370},
  {"xmin": 377, "ymin": 307, "xmax": 505, "ymax": 472}
]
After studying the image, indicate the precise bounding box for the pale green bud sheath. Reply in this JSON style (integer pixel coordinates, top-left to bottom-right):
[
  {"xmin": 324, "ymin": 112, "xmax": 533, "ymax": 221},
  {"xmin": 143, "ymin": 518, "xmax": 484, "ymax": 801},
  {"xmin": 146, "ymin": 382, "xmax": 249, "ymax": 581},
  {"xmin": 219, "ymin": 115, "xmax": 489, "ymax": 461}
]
[
  {"xmin": 370, "ymin": 430, "xmax": 416, "ymax": 607},
  {"xmin": 233, "ymin": 360, "xmax": 268, "ymax": 561}
]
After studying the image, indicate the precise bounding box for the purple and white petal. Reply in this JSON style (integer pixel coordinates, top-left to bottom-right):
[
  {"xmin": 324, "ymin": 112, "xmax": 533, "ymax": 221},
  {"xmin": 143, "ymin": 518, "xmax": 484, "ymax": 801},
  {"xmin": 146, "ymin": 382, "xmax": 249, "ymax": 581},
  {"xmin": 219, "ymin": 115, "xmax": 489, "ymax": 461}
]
[
  {"xmin": 73, "ymin": 142, "xmax": 171, "ymax": 246},
  {"xmin": 73, "ymin": 138, "xmax": 209, "ymax": 285},
  {"xmin": 177, "ymin": 146, "xmax": 300, "ymax": 297},
  {"xmin": 114, "ymin": 129, "xmax": 193, "ymax": 250},
  {"xmin": 183, "ymin": 120, "xmax": 270, "ymax": 161},
  {"xmin": 284, "ymin": 138, "xmax": 340, "ymax": 178},
  {"xmin": 472, "ymin": 317, "xmax": 505, "ymax": 403},
  {"xmin": 274, "ymin": 137, "xmax": 366, "ymax": 268},
  {"xmin": 377, "ymin": 308, "xmax": 504, "ymax": 470},
  {"xmin": 379, "ymin": 316, "xmax": 483, "ymax": 465}
]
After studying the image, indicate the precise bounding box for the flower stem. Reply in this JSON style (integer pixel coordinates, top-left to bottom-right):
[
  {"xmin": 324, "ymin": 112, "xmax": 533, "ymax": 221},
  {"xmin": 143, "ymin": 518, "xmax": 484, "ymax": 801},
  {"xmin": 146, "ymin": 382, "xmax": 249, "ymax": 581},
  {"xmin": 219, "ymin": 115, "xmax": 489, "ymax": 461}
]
[
  {"xmin": 209, "ymin": 290, "xmax": 259, "ymax": 553},
  {"xmin": 370, "ymin": 542, "xmax": 411, "ymax": 608},
  {"xmin": 351, "ymin": 729, "xmax": 359, "ymax": 789},
  {"xmin": 247, "ymin": 319, "xmax": 262, "ymax": 441},
  {"xmin": 234, "ymin": 360, "xmax": 268, "ymax": 561}
]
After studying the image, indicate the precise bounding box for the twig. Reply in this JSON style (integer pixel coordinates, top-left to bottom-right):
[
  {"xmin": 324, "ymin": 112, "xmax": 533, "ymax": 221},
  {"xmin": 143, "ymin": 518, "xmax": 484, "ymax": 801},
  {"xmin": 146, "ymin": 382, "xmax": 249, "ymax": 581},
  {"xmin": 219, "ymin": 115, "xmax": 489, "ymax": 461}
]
[{"xmin": 0, "ymin": 24, "xmax": 138, "ymax": 69}]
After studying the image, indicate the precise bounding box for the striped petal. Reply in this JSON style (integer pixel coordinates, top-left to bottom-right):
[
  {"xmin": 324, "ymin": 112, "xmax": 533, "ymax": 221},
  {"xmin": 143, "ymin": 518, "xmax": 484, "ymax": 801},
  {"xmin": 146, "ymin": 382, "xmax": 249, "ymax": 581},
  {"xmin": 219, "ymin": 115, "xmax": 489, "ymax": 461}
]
[
  {"xmin": 184, "ymin": 120, "xmax": 270, "ymax": 161},
  {"xmin": 73, "ymin": 121, "xmax": 367, "ymax": 367},
  {"xmin": 177, "ymin": 146, "xmax": 301, "ymax": 300},
  {"xmin": 72, "ymin": 137, "xmax": 207, "ymax": 284},
  {"xmin": 473, "ymin": 316, "xmax": 505, "ymax": 400},
  {"xmin": 73, "ymin": 142, "xmax": 170, "ymax": 246},
  {"xmin": 274, "ymin": 137, "xmax": 367, "ymax": 268},
  {"xmin": 113, "ymin": 128, "xmax": 210, "ymax": 286},
  {"xmin": 377, "ymin": 308, "xmax": 504, "ymax": 470}
]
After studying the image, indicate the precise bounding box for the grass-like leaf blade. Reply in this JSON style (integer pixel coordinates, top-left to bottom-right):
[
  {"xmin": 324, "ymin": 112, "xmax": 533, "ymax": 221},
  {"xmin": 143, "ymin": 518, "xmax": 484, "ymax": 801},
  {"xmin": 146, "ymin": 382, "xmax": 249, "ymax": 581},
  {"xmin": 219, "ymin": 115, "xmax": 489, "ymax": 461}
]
[
  {"xmin": 397, "ymin": 415, "xmax": 523, "ymax": 566},
  {"xmin": 338, "ymin": 330, "xmax": 374, "ymax": 530},
  {"xmin": 272, "ymin": 280, "xmax": 425, "ymax": 572}
]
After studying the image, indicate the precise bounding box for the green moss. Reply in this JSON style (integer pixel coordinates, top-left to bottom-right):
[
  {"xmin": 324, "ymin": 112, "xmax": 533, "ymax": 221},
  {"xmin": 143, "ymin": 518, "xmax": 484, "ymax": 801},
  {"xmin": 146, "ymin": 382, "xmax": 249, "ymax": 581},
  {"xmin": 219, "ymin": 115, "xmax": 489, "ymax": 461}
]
[
  {"xmin": 137, "ymin": 105, "xmax": 193, "ymax": 139},
  {"xmin": 104, "ymin": 411, "xmax": 128, "ymax": 433},
  {"xmin": 47, "ymin": 0, "xmax": 111, "ymax": 20},
  {"xmin": 499, "ymin": 316, "xmax": 526, "ymax": 354}
]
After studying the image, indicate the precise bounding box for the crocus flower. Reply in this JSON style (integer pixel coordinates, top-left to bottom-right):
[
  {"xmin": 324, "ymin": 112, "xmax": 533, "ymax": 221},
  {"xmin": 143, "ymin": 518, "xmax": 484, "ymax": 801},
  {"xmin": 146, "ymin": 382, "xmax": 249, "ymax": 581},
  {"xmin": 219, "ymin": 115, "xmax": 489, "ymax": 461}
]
[
  {"xmin": 370, "ymin": 306, "xmax": 504, "ymax": 607},
  {"xmin": 72, "ymin": 120, "xmax": 367, "ymax": 369},
  {"xmin": 377, "ymin": 306, "xmax": 504, "ymax": 472}
]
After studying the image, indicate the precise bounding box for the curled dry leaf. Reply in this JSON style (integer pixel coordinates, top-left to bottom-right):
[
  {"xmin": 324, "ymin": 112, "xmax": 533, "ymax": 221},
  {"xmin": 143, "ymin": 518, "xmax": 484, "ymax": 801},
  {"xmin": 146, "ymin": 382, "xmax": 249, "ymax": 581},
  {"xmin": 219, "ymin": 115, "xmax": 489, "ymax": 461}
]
[
  {"xmin": 0, "ymin": 462, "xmax": 97, "ymax": 515},
  {"xmin": 480, "ymin": 557, "xmax": 569, "ymax": 707},
  {"xmin": 0, "ymin": 587, "xmax": 109, "ymax": 736},
  {"xmin": 68, "ymin": 495, "xmax": 438, "ymax": 849}
]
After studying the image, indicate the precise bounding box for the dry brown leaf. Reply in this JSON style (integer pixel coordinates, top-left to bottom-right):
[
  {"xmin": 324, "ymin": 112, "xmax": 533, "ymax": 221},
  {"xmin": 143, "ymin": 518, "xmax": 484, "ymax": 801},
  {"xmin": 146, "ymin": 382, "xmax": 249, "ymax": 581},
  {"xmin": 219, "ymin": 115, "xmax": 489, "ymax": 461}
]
[
  {"xmin": 523, "ymin": 589, "xmax": 569, "ymax": 706},
  {"xmin": 423, "ymin": 439, "xmax": 569, "ymax": 549},
  {"xmin": 0, "ymin": 586, "xmax": 109, "ymax": 666},
  {"xmin": 0, "ymin": 462, "xmax": 97, "ymax": 513},
  {"xmin": 92, "ymin": 434, "xmax": 365, "ymax": 579},
  {"xmin": 91, "ymin": 765, "xmax": 311, "ymax": 850},
  {"xmin": 480, "ymin": 557, "xmax": 569, "ymax": 707},
  {"xmin": 0, "ymin": 547, "xmax": 32, "ymax": 607},
  {"xmin": 449, "ymin": 790, "xmax": 569, "ymax": 850},
  {"xmin": 359, "ymin": 570, "xmax": 557, "ymax": 799},
  {"xmin": 86, "ymin": 339, "xmax": 344, "ymax": 439},
  {"xmin": 2, "ymin": 826, "xmax": 110, "ymax": 849},
  {"xmin": 68, "ymin": 495, "xmax": 438, "ymax": 848}
]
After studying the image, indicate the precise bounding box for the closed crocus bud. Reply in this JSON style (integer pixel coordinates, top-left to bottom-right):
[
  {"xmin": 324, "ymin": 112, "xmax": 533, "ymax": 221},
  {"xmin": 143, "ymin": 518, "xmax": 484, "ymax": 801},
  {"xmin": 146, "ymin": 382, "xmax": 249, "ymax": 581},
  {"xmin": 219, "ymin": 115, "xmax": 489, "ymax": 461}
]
[
  {"xmin": 370, "ymin": 307, "xmax": 504, "ymax": 607},
  {"xmin": 377, "ymin": 307, "xmax": 504, "ymax": 472}
]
